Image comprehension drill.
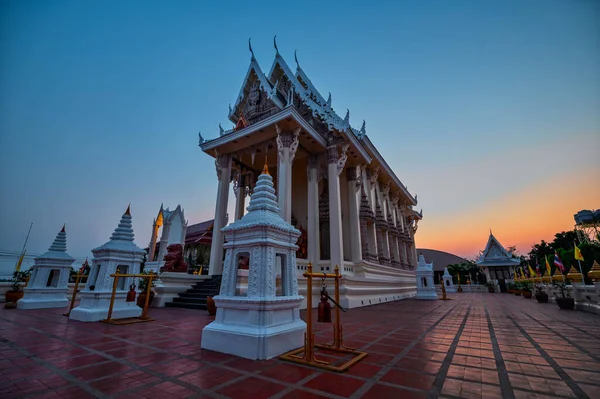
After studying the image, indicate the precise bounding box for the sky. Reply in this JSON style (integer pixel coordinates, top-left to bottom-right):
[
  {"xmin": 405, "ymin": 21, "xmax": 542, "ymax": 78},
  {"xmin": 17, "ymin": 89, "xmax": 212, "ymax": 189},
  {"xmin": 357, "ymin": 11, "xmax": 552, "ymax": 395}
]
[{"xmin": 0, "ymin": 0, "xmax": 599, "ymax": 274}]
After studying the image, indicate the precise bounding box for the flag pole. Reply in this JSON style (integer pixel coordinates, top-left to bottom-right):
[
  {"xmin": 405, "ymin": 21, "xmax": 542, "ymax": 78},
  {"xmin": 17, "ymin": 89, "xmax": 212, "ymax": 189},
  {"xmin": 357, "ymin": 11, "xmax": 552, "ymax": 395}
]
[{"xmin": 14, "ymin": 222, "xmax": 33, "ymax": 273}]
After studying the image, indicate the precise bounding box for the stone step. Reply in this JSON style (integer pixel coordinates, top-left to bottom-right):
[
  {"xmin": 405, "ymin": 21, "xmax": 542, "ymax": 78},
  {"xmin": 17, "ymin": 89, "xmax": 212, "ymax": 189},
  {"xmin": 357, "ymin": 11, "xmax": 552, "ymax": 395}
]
[
  {"xmin": 178, "ymin": 292, "xmax": 210, "ymax": 299},
  {"xmin": 165, "ymin": 302, "xmax": 207, "ymax": 310},
  {"xmin": 172, "ymin": 297, "xmax": 206, "ymax": 304},
  {"xmin": 186, "ymin": 288, "xmax": 215, "ymax": 294}
]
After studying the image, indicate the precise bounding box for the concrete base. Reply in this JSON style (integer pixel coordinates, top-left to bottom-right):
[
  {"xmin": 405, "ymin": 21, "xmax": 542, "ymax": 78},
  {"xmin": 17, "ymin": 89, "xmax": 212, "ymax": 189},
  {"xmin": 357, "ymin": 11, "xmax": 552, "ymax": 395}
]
[
  {"xmin": 17, "ymin": 297, "xmax": 69, "ymax": 310},
  {"xmin": 17, "ymin": 287, "xmax": 69, "ymax": 309},
  {"xmin": 69, "ymin": 290, "xmax": 142, "ymax": 322},
  {"xmin": 144, "ymin": 261, "xmax": 164, "ymax": 274},
  {"xmin": 201, "ymin": 296, "xmax": 305, "ymax": 360},
  {"xmin": 416, "ymin": 289, "xmax": 439, "ymax": 300}
]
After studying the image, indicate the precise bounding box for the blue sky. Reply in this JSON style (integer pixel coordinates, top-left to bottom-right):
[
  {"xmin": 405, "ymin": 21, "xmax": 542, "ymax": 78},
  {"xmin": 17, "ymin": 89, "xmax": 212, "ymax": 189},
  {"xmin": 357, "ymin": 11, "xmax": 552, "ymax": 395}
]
[{"xmin": 1, "ymin": 0, "xmax": 599, "ymax": 273}]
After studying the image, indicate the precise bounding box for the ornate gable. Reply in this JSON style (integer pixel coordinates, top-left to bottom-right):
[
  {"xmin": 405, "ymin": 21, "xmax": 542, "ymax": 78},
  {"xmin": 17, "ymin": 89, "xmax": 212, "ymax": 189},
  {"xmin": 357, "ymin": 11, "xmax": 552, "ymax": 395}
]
[
  {"xmin": 228, "ymin": 58, "xmax": 284, "ymax": 128},
  {"xmin": 481, "ymin": 233, "xmax": 512, "ymax": 261}
]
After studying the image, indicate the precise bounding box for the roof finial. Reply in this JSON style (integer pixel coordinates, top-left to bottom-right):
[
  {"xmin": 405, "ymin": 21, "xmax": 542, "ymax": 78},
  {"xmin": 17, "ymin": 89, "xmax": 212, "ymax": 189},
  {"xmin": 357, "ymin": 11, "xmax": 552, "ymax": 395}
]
[
  {"xmin": 273, "ymin": 35, "xmax": 279, "ymax": 55},
  {"xmin": 61, "ymin": 224, "xmax": 66, "ymax": 233},
  {"xmin": 262, "ymin": 155, "xmax": 270, "ymax": 175},
  {"xmin": 248, "ymin": 38, "xmax": 255, "ymax": 59},
  {"xmin": 490, "ymin": 228, "xmax": 493, "ymax": 235},
  {"xmin": 294, "ymin": 50, "xmax": 300, "ymax": 69},
  {"xmin": 198, "ymin": 131, "xmax": 205, "ymax": 146},
  {"xmin": 326, "ymin": 92, "xmax": 332, "ymax": 107},
  {"xmin": 125, "ymin": 204, "xmax": 131, "ymax": 216}
]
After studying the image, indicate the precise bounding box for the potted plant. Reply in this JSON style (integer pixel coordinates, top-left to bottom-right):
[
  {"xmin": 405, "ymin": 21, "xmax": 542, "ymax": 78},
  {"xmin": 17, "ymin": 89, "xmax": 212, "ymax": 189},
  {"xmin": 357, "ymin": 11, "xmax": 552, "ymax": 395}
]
[
  {"xmin": 486, "ymin": 281, "xmax": 495, "ymax": 293},
  {"xmin": 521, "ymin": 281, "xmax": 533, "ymax": 299},
  {"xmin": 507, "ymin": 282, "xmax": 515, "ymax": 294},
  {"xmin": 513, "ymin": 282, "xmax": 522, "ymax": 296},
  {"xmin": 553, "ymin": 281, "xmax": 574, "ymax": 310},
  {"xmin": 137, "ymin": 270, "xmax": 156, "ymax": 308},
  {"xmin": 5, "ymin": 270, "xmax": 30, "ymax": 305},
  {"xmin": 534, "ymin": 284, "xmax": 548, "ymax": 303}
]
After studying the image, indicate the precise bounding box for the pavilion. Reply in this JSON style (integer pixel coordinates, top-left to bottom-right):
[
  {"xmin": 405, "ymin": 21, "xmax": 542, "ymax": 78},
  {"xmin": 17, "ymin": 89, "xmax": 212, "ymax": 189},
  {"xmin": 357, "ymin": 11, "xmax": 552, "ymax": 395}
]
[
  {"xmin": 198, "ymin": 39, "xmax": 423, "ymax": 308},
  {"xmin": 476, "ymin": 231, "xmax": 520, "ymax": 292}
]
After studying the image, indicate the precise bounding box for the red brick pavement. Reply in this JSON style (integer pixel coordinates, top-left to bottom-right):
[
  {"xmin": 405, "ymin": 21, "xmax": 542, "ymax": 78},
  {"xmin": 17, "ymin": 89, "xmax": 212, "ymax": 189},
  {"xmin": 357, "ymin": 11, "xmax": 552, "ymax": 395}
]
[{"xmin": 1, "ymin": 293, "xmax": 599, "ymax": 399}]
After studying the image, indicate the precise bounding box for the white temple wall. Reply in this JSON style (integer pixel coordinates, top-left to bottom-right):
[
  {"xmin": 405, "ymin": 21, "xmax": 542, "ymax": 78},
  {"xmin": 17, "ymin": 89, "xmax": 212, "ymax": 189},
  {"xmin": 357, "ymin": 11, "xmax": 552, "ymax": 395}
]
[{"xmin": 167, "ymin": 212, "xmax": 184, "ymax": 244}]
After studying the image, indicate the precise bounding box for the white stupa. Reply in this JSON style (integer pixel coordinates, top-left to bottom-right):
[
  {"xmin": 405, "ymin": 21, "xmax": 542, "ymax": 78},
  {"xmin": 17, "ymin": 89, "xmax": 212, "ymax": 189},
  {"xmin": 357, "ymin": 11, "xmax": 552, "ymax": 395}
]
[
  {"xmin": 201, "ymin": 163, "xmax": 306, "ymax": 360},
  {"xmin": 442, "ymin": 267, "xmax": 456, "ymax": 293},
  {"xmin": 415, "ymin": 253, "xmax": 438, "ymax": 300},
  {"xmin": 17, "ymin": 225, "xmax": 74, "ymax": 309},
  {"xmin": 69, "ymin": 206, "xmax": 145, "ymax": 322}
]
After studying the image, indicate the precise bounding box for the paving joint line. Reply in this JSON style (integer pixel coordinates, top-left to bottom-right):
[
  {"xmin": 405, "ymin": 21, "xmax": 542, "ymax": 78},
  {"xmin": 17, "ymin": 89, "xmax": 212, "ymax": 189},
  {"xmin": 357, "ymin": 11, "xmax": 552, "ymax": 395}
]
[
  {"xmin": 347, "ymin": 300, "xmax": 462, "ymax": 399},
  {"xmin": 506, "ymin": 314, "xmax": 590, "ymax": 399},
  {"xmin": 484, "ymin": 304, "xmax": 515, "ymax": 399},
  {"xmin": 426, "ymin": 306, "xmax": 472, "ymax": 399}
]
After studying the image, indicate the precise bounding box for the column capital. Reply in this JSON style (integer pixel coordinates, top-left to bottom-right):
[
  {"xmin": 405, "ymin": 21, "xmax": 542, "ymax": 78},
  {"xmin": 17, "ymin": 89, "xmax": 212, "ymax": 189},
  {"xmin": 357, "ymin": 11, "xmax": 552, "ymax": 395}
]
[
  {"xmin": 383, "ymin": 181, "xmax": 391, "ymax": 198},
  {"xmin": 328, "ymin": 144, "xmax": 349, "ymax": 176},
  {"xmin": 276, "ymin": 125, "xmax": 301, "ymax": 161},
  {"xmin": 214, "ymin": 151, "xmax": 232, "ymax": 181},
  {"xmin": 368, "ymin": 166, "xmax": 380, "ymax": 185}
]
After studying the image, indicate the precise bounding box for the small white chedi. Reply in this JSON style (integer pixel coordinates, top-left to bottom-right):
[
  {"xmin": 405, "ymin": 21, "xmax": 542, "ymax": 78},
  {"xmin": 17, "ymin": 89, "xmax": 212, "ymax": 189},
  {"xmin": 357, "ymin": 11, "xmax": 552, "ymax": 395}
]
[
  {"xmin": 415, "ymin": 253, "xmax": 438, "ymax": 300},
  {"xmin": 201, "ymin": 163, "xmax": 306, "ymax": 360},
  {"xmin": 442, "ymin": 267, "xmax": 456, "ymax": 293},
  {"xmin": 69, "ymin": 206, "xmax": 145, "ymax": 322},
  {"xmin": 17, "ymin": 225, "xmax": 74, "ymax": 309}
]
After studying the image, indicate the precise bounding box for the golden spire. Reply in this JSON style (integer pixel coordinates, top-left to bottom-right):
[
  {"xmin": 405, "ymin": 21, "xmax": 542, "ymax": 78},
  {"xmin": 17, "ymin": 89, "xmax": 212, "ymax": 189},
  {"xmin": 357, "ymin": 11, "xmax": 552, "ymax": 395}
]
[
  {"xmin": 262, "ymin": 155, "xmax": 270, "ymax": 175},
  {"xmin": 125, "ymin": 204, "xmax": 131, "ymax": 216}
]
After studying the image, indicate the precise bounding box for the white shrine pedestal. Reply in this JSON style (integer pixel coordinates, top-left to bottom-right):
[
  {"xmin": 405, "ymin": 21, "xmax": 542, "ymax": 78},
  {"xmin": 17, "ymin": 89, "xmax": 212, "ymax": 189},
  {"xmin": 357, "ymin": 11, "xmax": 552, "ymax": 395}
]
[
  {"xmin": 416, "ymin": 254, "xmax": 438, "ymax": 300},
  {"xmin": 18, "ymin": 226, "xmax": 74, "ymax": 310},
  {"xmin": 69, "ymin": 207, "xmax": 145, "ymax": 322},
  {"xmin": 201, "ymin": 165, "xmax": 306, "ymax": 360}
]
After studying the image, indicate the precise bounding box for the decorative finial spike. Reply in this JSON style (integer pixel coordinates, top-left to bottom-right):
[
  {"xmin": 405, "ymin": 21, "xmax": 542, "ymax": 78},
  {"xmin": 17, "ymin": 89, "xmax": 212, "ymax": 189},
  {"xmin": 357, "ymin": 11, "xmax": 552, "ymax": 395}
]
[
  {"xmin": 274, "ymin": 35, "xmax": 279, "ymax": 55},
  {"xmin": 326, "ymin": 92, "xmax": 332, "ymax": 107},
  {"xmin": 125, "ymin": 204, "xmax": 131, "ymax": 216},
  {"xmin": 294, "ymin": 50, "xmax": 300, "ymax": 69},
  {"xmin": 262, "ymin": 155, "xmax": 270, "ymax": 175},
  {"xmin": 61, "ymin": 224, "xmax": 66, "ymax": 233},
  {"xmin": 248, "ymin": 38, "xmax": 255, "ymax": 59}
]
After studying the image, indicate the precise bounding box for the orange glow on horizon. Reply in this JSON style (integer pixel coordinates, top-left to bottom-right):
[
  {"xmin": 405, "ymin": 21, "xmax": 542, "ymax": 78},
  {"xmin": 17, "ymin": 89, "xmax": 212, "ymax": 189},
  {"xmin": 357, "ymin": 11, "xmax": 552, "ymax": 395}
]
[{"xmin": 417, "ymin": 168, "xmax": 600, "ymax": 259}]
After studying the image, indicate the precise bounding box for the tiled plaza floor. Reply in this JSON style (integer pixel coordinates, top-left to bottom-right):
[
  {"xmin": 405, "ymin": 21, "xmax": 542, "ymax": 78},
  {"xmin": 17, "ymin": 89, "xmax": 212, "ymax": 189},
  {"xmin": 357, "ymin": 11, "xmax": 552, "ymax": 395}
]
[{"xmin": 1, "ymin": 293, "xmax": 600, "ymax": 399}]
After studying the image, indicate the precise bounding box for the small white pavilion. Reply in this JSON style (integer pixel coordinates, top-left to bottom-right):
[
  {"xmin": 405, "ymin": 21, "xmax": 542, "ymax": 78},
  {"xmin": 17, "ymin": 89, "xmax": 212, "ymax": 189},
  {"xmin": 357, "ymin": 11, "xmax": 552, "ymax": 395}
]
[
  {"xmin": 476, "ymin": 231, "xmax": 520, "ymax": 292},
  {"xmin": 442, "ymin": 267, "xmax": 456, "ymax": 293},
  {"xmin": 17, "ymin": 225, "xmax": 74, "ymax": 309},
  {"xmin": 201, "ymin": 163, "xmax": 306, "ymax": 360},
  {"xmin": 415, "ymin": 254, "xmax": 438, "ymax": 300},
  {"xmin": 69, "ymin": 206, "xmax": 145, "ymax": 322}
]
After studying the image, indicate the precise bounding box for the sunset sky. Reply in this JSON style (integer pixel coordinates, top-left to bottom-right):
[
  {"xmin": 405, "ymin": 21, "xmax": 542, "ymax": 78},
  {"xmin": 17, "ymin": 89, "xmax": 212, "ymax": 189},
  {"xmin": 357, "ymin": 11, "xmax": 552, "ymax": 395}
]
[{"xmin": 1, "ymin": 0, "xmax": 599, "ymax": 273}]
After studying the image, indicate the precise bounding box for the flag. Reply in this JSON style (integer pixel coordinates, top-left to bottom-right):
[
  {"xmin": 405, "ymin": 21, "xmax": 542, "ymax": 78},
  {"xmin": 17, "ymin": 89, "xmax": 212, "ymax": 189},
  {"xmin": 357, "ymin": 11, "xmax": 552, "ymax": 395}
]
[
  {"xmin": 574, "ymin": 244, "xmax": 584, "ymax": 261},
  {"xmin": 528, "ymin": 265, "xmax": 537, "ymax": 277},
  {"xmin": 554, "ymin": 253, "xmax": 565, "ymax": 273},
  {"xmin": 535, "ymin": 260, "xmax": 541, "ymax": 276},
  {"xmin": 15, "ymin": 250, "xmax": 26, "ymax": 272},
  {"xmin": 545, "ymin": 256, "xmax": 552, "ymax": 276}
]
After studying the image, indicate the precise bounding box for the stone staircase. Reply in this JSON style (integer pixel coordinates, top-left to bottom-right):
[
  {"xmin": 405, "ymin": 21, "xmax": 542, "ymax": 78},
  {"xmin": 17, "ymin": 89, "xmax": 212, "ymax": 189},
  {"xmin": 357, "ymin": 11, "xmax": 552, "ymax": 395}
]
[{"xmin": 165, "ymin": 275, "xmax": 222, "ymax": 310}]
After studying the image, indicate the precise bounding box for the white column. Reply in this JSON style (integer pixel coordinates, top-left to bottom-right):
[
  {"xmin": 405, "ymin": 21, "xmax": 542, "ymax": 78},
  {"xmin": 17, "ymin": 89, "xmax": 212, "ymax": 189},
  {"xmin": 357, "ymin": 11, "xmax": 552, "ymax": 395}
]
[
  {"xmin": 327, "ymin": 144, "xmax": 348, "ymax": 270},
  {"xmin": 208, "ymin": 153, "xmax": 232, "ymax": 276},
  {"xmin": 276, "ymin": 126, "xmax": 300, "ymax": 223},
  {"xmin": 346, "ymin": 166, "xmax": 362, "ymax": 262},
  {"xmin": 307, "ymin": 155, "xmax": 320, "ymax": 263},
  {"xmin": 234, "ymin": 173, "xmax": 246, "ymax": 221}
]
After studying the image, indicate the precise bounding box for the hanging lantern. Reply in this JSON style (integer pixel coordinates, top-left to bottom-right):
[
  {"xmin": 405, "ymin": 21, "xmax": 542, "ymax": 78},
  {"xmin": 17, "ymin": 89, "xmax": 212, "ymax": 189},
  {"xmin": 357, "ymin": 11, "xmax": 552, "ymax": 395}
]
[
  {"xmin": 126, "ymin": 283, "xmax": 137, "ymax": 302},
  {"xmin": 317, "ymin": 286, "xmax": 332, "ymax": 323}
]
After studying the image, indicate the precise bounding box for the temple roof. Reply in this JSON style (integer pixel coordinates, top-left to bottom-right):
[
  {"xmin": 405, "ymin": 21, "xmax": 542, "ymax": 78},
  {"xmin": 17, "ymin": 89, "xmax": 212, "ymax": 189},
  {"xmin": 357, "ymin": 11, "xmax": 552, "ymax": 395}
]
[
  {"xmin": 185, "ymin": 219, "xmax": 214, "ymax": 245},
  {"xmin": 476, "ymin": 232, "xmax": 520, "ymax": 267},
  {"xmin": 200, "ymin": 39, "xmax": 419, "ymax": 207}
]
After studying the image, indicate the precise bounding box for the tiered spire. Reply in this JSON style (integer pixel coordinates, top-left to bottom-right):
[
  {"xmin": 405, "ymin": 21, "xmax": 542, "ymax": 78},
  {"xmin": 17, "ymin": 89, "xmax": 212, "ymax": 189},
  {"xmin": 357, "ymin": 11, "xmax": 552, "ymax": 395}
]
[
  {"xmin": 245, "ymin": 162, "xmax": 279, "ymax": 215},
  {"xmin": 48, "ymin": 225, "xmax": 67, "ymax": 253},
  {"xmin": 110, "ymin": 206, "xmax": 135, "ymax": 242}
]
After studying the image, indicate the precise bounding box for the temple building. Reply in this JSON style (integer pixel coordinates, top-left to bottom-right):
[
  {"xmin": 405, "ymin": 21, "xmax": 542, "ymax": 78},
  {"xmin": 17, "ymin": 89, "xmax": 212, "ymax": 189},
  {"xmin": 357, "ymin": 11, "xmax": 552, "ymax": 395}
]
[
  {"xmin": 476, "ymin": 231, "xmax": 520, "ymax": 292},
  {"xmin": 145, "ymin": 204, "xmax": 188, "ymax": 272},
  {"xmin": 198, "ymin": 39, "xmax": 423, "ymax": 308}
]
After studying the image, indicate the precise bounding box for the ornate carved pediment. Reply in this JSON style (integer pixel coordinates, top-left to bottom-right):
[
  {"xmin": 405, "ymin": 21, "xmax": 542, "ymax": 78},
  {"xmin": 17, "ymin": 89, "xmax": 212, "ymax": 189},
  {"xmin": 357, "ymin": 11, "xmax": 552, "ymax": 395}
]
[{"xmin": 240, "ymin": 79, "xmax": 280, "ymax": 126}]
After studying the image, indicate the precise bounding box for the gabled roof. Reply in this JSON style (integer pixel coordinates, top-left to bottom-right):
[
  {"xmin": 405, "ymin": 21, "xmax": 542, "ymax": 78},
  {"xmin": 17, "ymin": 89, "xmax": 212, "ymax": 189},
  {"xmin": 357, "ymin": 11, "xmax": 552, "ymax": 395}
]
[
  {"xmin": 476, "ymin": 232, "xmax": 520, "ymax": 267},
  {"xmin": 184, "ymin": 219, "xmax": 214, "ymax": 245},
  {"xmin": 202, "ymin": 38, "xmax": 419, "ymax": 207}
]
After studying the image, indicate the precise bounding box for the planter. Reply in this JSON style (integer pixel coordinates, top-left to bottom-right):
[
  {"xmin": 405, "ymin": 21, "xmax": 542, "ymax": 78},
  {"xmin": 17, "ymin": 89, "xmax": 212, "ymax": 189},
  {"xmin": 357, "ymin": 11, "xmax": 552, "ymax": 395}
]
[
  {"xmin": 487, "ymin": 287, "xmax": 495, "ymax": 293},
  {"xmin": 556, "ymin": 297, "xmax": 575, "ymax": 310},
  {"xmin": 5, "ymin": 291, "xmax": 24, "ymax": 303},
  {"xmin": 535, "ymin": 293, "xmax": 549, "ymax": 303},
  {"xmin": 513, "ymin": 290, "xmax": 522, "ymax": 296},
  {"xmin": 206, "ymin": 296, "xmax": 216, "ymax": 316},
  {"xmin": 137, "ymin": 291, "xmax": 155, "ymax": 308},
  {"xmin": 522, "ymin": 291, "xmax": 532, "ymax": 299}
]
